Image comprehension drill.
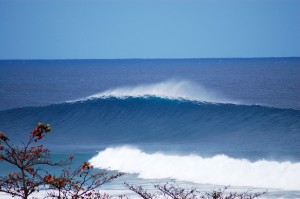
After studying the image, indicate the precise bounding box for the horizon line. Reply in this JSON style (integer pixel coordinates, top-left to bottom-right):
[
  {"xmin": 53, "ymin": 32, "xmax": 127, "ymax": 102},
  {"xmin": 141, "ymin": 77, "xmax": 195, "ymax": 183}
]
[{"xmin": 1, "ymin": 56, "xmax": 300, "ymax": 61}]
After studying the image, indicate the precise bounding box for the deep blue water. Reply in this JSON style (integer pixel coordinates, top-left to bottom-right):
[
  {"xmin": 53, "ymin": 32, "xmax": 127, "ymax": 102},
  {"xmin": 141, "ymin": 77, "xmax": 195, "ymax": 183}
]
[
  {"xmin": 0, "ymin": 97, "xmax": 299, "ymax": 161},
  {"xmin": 0, "ymin": 58, "xmax": 300, "ymax": 197}
]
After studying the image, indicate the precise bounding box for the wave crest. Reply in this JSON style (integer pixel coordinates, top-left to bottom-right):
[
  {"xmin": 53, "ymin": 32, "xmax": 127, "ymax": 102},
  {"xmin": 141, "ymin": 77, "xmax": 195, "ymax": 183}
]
[
  {"xmin": 89, "ymin": 147, "xmax": 300, "ymax": 190},
  {"xmin": 72, "ymin": 80, "xmax": 237, "ymax": 104}
]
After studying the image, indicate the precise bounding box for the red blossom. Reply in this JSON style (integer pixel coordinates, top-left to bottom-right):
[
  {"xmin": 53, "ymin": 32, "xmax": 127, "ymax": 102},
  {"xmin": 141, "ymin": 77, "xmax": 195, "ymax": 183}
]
[
  {"xmin": 44, "ymin": 175, "xmax": 56, "ymax": 183},
  {"xmin": 69, "ymin": 154, "xmax": 74, "ymax": 160},
  {"xmin": 81, "ymin": 162, "xmax": 92, "ymax": 170},
  {"xmin": 0, "ymin": 131, "xmax": 9, "ymax": 141},
  {"xmin": 31, "ymin": 123, "xmax": 51, "ymax": 142}
]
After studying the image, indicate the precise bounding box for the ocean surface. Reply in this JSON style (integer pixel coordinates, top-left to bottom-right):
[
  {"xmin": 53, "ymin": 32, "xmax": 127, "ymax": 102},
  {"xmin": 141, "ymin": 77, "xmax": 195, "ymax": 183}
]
[{"xmin": 0, "ymin": 58, "xmax": 300, "ymax": 198}]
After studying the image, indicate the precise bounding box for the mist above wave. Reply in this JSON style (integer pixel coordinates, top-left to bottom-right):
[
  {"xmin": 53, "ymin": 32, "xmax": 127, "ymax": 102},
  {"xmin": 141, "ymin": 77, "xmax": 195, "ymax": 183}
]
[
  {"xmin": 72, "ymin": 80, "xmax": 237, "ymax": 104},
  {"xmin": 89, "ymin": 147, "xmax": 300, "ymax": 190}
]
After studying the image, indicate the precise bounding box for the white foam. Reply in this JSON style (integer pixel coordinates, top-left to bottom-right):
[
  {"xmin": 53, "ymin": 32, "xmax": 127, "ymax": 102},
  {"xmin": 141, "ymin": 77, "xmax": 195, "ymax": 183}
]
[
  {"xmin": 89, "ymin": 146, "xmax": 300, "ymax": 191},
  {"xmin": 71, "ymin": 80, "xmax": 237, "ymax": 104}
]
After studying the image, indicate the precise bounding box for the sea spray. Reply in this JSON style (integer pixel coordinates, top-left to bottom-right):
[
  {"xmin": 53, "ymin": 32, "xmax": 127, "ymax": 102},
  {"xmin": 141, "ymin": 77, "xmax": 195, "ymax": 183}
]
[{"xmin": 70, "ymin": 80, "xmax": 238, "ymax": 104}]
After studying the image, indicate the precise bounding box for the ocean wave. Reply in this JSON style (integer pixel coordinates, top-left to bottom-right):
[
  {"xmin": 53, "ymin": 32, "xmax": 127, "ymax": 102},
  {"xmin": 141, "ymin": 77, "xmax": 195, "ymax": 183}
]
[
  {"xmin": 69, "ymin": 80, "xmax": 239, "ymax": 105},
  {"xmin": 1, "ymin": 96, "xmax": 299, "ymax": 160},
  {"xmin": 89, "ymin": 146, "xmax": 300, "ymax": 190}
]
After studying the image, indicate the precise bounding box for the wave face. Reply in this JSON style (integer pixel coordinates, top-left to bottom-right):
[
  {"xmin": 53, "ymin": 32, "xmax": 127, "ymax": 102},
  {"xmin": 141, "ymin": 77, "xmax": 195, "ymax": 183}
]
[
  {"xmin": 89, "ymin": 146, "xmax": 300, "ymax": 190},
  {"xmin": 0, "ymin": 96, "xmax": 299, "ymax": 161}
]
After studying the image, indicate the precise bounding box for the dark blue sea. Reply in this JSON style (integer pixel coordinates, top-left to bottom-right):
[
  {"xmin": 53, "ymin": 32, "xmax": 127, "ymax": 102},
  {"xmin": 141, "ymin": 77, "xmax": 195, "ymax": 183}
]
[{"xmin": 0, "ymin": 58, "xmax": 300, "ymax": 198}]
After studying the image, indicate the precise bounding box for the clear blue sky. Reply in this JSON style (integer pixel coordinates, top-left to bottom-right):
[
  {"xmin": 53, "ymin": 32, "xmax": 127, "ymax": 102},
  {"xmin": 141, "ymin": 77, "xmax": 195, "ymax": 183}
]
[{"xmin": 0, "ymin": 0, "xmax": 299, "ymax": 59}]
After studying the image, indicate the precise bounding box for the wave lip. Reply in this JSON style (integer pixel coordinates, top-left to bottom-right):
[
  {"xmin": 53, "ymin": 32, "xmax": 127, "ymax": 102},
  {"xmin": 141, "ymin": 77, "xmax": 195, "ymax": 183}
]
[
  {"xmin": 70, "ymin": 80, "xmax": 238, "ymax": 104},
  {"xmin": 89, "ymin": 147, "xmax": 300, "ymax": 191}
]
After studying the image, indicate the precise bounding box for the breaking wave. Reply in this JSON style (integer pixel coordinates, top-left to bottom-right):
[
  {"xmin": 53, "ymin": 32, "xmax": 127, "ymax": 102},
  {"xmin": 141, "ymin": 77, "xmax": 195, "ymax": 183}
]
[
  {"xmin": 89, "ymin": 146, "xmax": 300, "ymax": 190},
  {"xmin": 70, "ymin": 80, "xmax": 238, "ymax": 104}
]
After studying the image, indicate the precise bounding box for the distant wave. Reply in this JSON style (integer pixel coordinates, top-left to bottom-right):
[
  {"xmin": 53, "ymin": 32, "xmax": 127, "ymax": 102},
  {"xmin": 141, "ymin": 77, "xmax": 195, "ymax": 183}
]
[
  {"xmin": 69, "ymin": 80, "xmax": 239, "ymax": 104},
  {"xmin": 89, "ymin": 146, "xmax": 300, "ymax": 190}
]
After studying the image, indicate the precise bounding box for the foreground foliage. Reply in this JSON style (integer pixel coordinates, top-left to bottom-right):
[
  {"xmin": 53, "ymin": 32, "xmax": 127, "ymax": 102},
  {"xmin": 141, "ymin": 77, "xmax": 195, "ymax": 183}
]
[
  {"xmin": 125, "ymin": 182, "xmax": 266, "ymax": 199},
  {"xmin": 45, "ymin": 162, "xmax": 123, "ymax": 199},
  {"xmin": 0, "ymin": 123, "xmax": 124, "ymax": 199}
]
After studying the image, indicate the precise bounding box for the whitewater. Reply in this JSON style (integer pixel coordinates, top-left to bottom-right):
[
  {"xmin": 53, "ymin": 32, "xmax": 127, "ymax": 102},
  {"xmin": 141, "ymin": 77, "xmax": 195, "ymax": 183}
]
[{"xmin": 90, "ymin": 146, "xmax": 300, "ymax": 190}]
